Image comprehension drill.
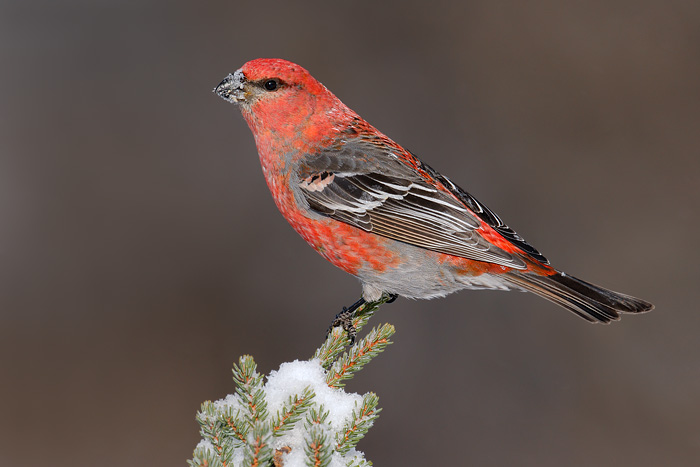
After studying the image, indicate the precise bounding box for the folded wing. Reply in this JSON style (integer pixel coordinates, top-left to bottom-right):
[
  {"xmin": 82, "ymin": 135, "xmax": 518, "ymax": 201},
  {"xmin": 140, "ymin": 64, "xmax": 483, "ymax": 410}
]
[{"xmin": 298, "ymin": 139, "xmax": 547, "ymax": 269}]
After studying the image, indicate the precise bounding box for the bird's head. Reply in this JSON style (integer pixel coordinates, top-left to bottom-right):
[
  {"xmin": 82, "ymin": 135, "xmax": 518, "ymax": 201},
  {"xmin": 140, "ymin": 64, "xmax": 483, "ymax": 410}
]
[
  {"xmin": 214, "ymin": 59, "xmax": 354, "ymax": 145},
  {"xmin": 215, "ymin": 59, "xmax": 325, "ymax": 105}
]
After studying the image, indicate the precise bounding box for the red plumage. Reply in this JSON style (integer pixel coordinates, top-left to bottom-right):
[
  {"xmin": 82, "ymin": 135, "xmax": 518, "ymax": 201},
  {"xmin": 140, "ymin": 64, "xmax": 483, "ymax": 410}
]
[{"xmin": 215, "ymin": 58, "xmax": 653, "ymax": 323}]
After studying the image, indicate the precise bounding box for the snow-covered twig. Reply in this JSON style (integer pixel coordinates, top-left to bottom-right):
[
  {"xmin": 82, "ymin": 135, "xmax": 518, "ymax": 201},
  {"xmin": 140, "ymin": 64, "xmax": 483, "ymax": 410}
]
[{"xmin": 188, "ymin": 298, "xmax": 394, "ymax": 467}]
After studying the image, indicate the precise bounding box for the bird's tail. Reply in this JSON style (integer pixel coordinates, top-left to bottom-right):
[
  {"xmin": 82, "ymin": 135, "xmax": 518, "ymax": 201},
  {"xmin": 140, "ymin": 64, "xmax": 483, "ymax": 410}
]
[{"xmin": 504, "ymin": 271, "xmax": 654, "ymax": 323}]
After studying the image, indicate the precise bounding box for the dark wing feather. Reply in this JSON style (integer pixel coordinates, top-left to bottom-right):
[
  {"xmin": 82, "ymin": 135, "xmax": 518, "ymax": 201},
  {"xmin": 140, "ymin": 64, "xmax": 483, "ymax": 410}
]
[
  {"xmin": 298, "ymin": 140, "xmax": 545, "ymax": 269},
  {"xmin": 420, "ymin": 162, "xmax": 549, "ymax": 264}
]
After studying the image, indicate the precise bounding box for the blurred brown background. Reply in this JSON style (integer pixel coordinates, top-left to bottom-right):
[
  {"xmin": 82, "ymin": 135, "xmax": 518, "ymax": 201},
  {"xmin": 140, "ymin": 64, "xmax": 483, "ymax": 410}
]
[{"xmin": 1, "ymin": 1, "xmax": 698, "ymax": 466}]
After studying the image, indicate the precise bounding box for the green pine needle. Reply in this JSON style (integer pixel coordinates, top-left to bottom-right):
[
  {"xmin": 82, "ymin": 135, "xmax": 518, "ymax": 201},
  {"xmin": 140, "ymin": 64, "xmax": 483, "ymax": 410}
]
[
  {"xmin": 326, "ymin": 324, "xmax": 395, "ymax": 388},
  {"xmin": 346, "ymin": 457, "xmax": 374, "ymax": 467},
  {"xmin": 313, "ymin": 294, "xmax": 395, "ymax": 368},
  {"xmin": 272, "ymin": 386, "xmax": 316, "ymax": 436},
  {"xmin": 304, "ymin": 425, "xmax": 333, "ymax": 467},
  {"xmin": 306, "ymin": 405, "xmax": 330, "ymax": 426},
  {"xmin": 189, "ymin": 300, "xmax": 395, "ymax": 467},
  {"xmin": 304, "ymin": 405, "xmax": 332, "ymax": 467},
  {"xmin": 242, "ymin": 422, "xmax": 272, "ymax": 467},
  {"xmin": 336, "ymin": 393, "xmax": 381, "ymax": 455},
  {"xmin": 187, "ymin": 448, "xmax": 225, "ymax": 467},
  {"xmin": 219, "ymin": 405, "xmax": 247, "ymax": 445},
  {"xmin": 232, "ymin": 356, "xmax": 268, "ymax": 426}
]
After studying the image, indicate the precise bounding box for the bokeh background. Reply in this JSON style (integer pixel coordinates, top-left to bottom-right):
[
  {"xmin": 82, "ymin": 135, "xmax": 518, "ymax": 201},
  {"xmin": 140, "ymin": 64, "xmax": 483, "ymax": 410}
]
[{"xmin": 1, "ymin": 1, "xmax": 699, "ymax": 466}]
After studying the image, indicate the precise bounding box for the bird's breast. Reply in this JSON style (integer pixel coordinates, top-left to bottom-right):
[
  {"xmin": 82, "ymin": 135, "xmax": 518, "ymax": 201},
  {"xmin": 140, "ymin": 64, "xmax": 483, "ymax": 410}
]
[{"xmin": 259, "ymin": 162, "xmax": 401, "ymax": 276}]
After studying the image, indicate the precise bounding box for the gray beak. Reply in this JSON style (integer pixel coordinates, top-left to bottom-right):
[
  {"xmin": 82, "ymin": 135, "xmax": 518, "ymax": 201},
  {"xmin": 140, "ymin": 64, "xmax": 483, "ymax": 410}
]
[{"xmin": 214, "ymin": 69, "xmax": 246, "ymax": 103}]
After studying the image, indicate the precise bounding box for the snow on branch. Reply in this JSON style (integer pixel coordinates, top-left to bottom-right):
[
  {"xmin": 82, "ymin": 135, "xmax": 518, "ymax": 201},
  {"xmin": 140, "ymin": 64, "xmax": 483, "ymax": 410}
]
[{"xmin": 188, "ymin": 296, "xmax": 395, "ymax": 467}]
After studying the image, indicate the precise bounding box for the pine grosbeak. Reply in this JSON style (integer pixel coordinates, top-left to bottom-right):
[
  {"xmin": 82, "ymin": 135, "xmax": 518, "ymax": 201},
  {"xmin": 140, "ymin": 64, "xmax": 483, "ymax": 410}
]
[{"xmin": 214, "ymin": 58, "xmax": 652, "ymax": 329}]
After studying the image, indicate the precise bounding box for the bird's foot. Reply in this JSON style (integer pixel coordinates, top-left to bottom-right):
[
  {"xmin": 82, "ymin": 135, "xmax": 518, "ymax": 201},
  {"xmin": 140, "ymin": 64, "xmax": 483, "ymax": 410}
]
[
  {"xmin": 327, "ymin": 297, "xmax": 366, "ymax": 345},
  {"xmin": 326, "ymin": 293, "xmax": 398, "ymax": 345}
]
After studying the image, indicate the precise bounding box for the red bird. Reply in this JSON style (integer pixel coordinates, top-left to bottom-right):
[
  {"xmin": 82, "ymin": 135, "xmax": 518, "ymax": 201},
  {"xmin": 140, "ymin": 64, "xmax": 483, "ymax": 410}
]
[{"xmin": 215, "ymin": 58, "xmax": 652, "ymax": 332}]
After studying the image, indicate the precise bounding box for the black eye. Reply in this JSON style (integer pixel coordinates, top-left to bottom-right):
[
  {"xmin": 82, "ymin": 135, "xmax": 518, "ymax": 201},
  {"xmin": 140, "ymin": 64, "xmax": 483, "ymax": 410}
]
[{"xmin": 263, "ymin": 79, "xmax": 279, "ymax": 91}]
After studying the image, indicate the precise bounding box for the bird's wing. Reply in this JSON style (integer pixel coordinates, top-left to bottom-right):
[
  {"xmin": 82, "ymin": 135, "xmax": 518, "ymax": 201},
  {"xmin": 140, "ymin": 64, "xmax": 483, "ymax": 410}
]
[
  {"xmin": 421, "ymin": 165, "xmax": 550, "ymax": 265},
  {"xmin": 297, "ymin": 139, "xmax": 547, "ymax": 269}
]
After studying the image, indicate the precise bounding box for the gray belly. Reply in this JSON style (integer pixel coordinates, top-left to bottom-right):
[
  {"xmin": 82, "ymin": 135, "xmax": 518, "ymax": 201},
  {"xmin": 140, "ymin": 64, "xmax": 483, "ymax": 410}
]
[{"xmin": 355, "ymin": 242, "xmax": 521, "ymax": 301}]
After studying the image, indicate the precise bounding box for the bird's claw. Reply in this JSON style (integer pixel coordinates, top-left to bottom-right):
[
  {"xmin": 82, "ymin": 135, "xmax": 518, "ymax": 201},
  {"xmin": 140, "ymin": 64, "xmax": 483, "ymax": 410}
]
[
  {"xmin": 327, "ymin": 307, "xmax": 358, "ymax": 344},
  {"xmin": 325, "ymin": 294, "xmax": 398, "ymax": 345},
  {"xmin": 326, "ymin": 297, "xmax": 366, "ymax": 345}
]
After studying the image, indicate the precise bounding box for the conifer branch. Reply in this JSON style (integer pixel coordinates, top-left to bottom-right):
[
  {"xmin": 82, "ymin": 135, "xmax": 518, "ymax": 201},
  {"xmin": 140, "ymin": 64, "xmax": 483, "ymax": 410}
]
[
  {"xmin": 188, "ymin": 447, "xmax": 226, "ymax": 467},
  {"xmin": 306, "ymin": 405, "xmax": 330, "ymax": 426},
  {"xmin": 313, "ymin": 294, "xmax": 394, "ymax": 368},
  {"xmin": 304, "ymin": 405, "xmax": 332, "ymax": 467},
  {"xmin": 194, "ymin": 401, "xmax": 241, "ymax": 464},
  {"xmin": 345, "ymin": 458, "xmax": 373, "ymax": 467},
  {"xmin": 189, "ymin": 302, "xmax": 394, "ymax": 466},
  {"xmin": 233, "ymin": 355, "xmax": 268, "ymax": 426},
  {"xmin": 336, "ymin": 393, "xmax": 381, "ymax": 455},
  {"xmin": 304, "ymin": 425, "xmax": 332, "ymax": 467},
  {"xmin": 272, "ymin": 386, "xmax": 315, "ymax": 436},
  {"xmin": 242, "ymin": 423, "xmax": 272, "ymax": 467},
  {"xmin": 220, "ymin": 405, "xmax": 247, "ymax": 443},
  {"xmin": 325, "ymin": 324, "xmax": 395, "ymax": 388}
]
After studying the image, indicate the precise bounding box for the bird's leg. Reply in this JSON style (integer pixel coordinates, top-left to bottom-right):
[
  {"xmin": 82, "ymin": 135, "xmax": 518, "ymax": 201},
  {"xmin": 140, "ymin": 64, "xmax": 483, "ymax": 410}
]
[
  {"xmin": 327, "ymin": 297, "xmax": 366, "ymax": 345},
  {"xmin": 326, "ymin": 293, "xmax": 399, "ymax": 344}
]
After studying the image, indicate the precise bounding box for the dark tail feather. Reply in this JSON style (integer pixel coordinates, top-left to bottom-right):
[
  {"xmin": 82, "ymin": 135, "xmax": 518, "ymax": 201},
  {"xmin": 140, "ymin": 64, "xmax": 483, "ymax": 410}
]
[{"xmin": 504, "ymin": 271, "xmax": 654, "ymax": 323}]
